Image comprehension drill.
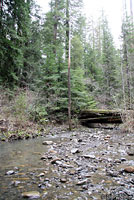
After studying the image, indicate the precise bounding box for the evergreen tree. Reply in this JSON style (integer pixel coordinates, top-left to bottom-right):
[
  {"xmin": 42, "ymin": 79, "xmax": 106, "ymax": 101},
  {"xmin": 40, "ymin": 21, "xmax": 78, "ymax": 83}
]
[
  {"xmin": 101, "ymin": 15, "xmax": 118, "ymax": 106},
  {"xmin": 71, "ymin": 35, "xmax": 96, "ymax": 112},
  {"xmin": 121, "ymin": 15, "xmax": 134, "ymax": 109},
  {"xmin": 40, "ymin": 0, "xmax": 68, "ymax": 117},
  {"xmin": 0, "ymin": 0, "xmax": 41, "ymax": 88}
]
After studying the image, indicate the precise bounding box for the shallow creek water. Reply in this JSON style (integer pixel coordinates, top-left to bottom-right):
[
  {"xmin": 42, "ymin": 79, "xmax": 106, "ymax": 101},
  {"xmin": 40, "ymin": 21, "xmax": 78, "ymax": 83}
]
[{"xmin": 0, "ymin": 128, "xmax": 134, "ymax": 200}]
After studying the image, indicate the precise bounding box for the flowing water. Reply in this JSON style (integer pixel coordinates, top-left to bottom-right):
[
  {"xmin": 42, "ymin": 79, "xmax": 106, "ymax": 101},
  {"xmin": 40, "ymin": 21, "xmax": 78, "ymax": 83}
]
[
  {"xmin": 0, "ymin": 129, "xmax": 134, "ymax": 200},
  {"xmin": 0, "ymin": 137, "xmax": 50, "ymax": 199}
]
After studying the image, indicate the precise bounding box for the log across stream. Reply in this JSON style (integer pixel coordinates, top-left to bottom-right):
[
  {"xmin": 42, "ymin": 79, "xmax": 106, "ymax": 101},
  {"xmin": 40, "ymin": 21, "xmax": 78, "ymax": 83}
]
[{"xmin": 79, "ymin": 109, "xmax": 122, "ymax": 127}]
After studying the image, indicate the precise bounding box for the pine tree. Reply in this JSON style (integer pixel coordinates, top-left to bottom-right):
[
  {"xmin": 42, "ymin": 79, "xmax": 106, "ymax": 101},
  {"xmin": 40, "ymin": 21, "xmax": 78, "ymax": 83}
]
[
  {"xmin": 71, "ymin": 35, "xmax": 96, "ymax": 112},
  {"xmin": 101, "ymin": 15, "xmax": 118, "ymax": 106},
  {"xmin": 40, "ymin": 0, "xmax": 68, "ymax": 117},
  {"xmin": 121, "ymin": 19, "xmax": 134, "ymax": 109},
  {"xmin": 0, "ymin": 0, "xmax": 41, "ymax": 88}
]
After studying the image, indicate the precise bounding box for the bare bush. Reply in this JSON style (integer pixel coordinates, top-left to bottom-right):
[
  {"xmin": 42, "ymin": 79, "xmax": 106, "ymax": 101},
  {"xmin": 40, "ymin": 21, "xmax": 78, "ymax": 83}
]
[{"xmin": 120, "ymin": 110, "xmax": 134, "ymax": 132}]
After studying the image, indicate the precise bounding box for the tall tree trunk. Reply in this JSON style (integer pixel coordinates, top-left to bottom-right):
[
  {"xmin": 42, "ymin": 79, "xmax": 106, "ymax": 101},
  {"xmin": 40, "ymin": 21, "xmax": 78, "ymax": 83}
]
[
  {"xmin": 123, "ymin": 33, "xmax": 131, "ymax": 109},
  {"xmin": 53, "ymin": 0, "xmax": 58, "ymax": 54},
  {"xmin": 0, "ymin": 0, "xmax": 3, "ymax": 9},
  {"xmin": 120, "ymin": 46, "xmax": 126, "ymax": 109},
  {"xmin": 66, "ymin": 0, "xmax": 71, "ymax": 130},
  {"xmin": 122, "ymin": 0, "xmax": 132, "ymax": 109},
  {"xmin": 68, "ymin": 30, "xmax": 71, "ymax": 130},
  {"xmin": 130, "ymin": 0, "xmax": 133, "ymax": 22},
  {"xmin": 66, "ymin": 0, "xmax": 69, "ymax": 59}
]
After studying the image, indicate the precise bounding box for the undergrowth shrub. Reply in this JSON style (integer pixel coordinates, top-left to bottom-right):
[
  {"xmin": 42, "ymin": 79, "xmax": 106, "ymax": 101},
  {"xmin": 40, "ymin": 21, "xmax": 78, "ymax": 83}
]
[
  {"xmin": 12, "ymin": 92, "xmax": 28, "ymax": 122},
  {"xmin": 29, "ymin": 105, "xmax": 48, "ymax": 125},
  {"xmin": 0, "ymin": 88, "xmax": 48, "ymax": 127},
  {"xmin": 120, "ymin": 110, "xmax": 134, "ymax": 132}
]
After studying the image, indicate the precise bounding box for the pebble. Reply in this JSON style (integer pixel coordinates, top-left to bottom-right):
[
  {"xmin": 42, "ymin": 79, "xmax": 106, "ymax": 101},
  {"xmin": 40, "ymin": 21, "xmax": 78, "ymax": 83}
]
[
  {"xmin": 83, "ymin": 154, "xmax": 95, "ymax": 159},
  {"xmin": 55, "ymin": 160, "xmax": 63, "ymax": 165},
  {"xmin": 124, "ymin": 166, "xmax": 134, "ymax": 173},
  {"xmin": 76, "ymin": 179, "xmax": 88, "ymax": 185},
  {"xmin": 60, "ymin": 178, "xmax": 67, "ymax": 183},
  {"xmin": 106, "ymin": 170, "xmax": 119, "ymax": 177},
  {"xmin": 69, "ymin": 169, "xmax": 76, "ymax": 175},
  {"xmin": 38, "ymin": 184, "xmax": 45, "ymax": 189},
  {"xmin": 42, "ymin": 141, "xmax": 53, "ymax": 145},
  {"xmin": 48, "ymin": 150, "xmax": 57, "ymax": 154},
  {"xmin": 127, "ymin": 151, "xmax": 134, "ymax": 156},
  {"xmin": 42, "ymin": 191, "xmax": 48, "ymax": 198},
  {"xmin": 51, "ymin": 157, "xmax": 61, "ymax": 164},
  {"xmin": 6, "ymin": 170, "xmax": 15, "ymax": 175},
  {"xmin": 114, "ymin": 159, "xmax": 121, "ymax": 163},
  {"xmin": 71, "ymin": 148, "xmax": 80, "ymax": 154},
  {"xmin": 78, "ymin": 139, "xmax": 82, "ymax": 142},
  {"xmin": 21, "ymin": 191, "xmax": 41, "ymax": 199},
  {"xmin": 41, "ymin": 155, "xmax": 47, "ymax": 160},
  {"xmin": 120, "ymin": 157, "xmax": 127, "ymax": 162},
  {"xmin": 39, "ymin": 173, "xmax": 45, "ymax": 177},
  {"xmin": 11, "ymin": 181, "xmax": 21, "ymax": 186},
  {"xmin": 47, "ymin": 155, "xmax": 53, "ymax": 159}
]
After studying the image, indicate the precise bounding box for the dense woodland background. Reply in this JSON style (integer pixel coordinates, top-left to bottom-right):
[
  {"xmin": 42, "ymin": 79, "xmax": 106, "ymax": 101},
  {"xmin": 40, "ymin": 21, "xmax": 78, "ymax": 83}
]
[{"xmin": 0, "ymin": 0, "xmax": 134, "ymax": 124}]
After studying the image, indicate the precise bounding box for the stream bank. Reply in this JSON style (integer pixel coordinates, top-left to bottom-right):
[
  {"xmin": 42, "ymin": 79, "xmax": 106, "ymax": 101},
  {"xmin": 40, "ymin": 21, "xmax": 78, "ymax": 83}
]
[{"xmin": 0, "ymin": 126, "xmax": 134, "ymax": 199}]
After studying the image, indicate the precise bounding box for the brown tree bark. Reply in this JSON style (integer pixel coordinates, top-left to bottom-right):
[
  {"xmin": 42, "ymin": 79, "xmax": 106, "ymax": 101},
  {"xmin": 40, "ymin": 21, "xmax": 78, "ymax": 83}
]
[
  {"xmin": 68, "ymin": 34, "xmax": 71, "ymax": 130},
  {"xmin": 53, "ymin": 0, "xmax": 58, "ymax": 54},
  {"xmin": 66, "ymin": 0, "xmax": 72, "ymax": 130}
]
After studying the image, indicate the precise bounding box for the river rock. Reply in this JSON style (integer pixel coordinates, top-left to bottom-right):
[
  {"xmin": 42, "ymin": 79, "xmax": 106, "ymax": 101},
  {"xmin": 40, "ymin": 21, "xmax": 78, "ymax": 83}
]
[
  {"xmin": 60, "ymin": 178, "xmax": 67, "ymax": 183},
  {"xmin": 38, "ymin": 184, "xmax": 45, "ymax": 189},
  {"xmin": 55, "ymin": 160, "xmax": 63, "ymax": 165},
  {"xmin": 114, "ymin": 159, "xmax": 121, "ymax": 163},
  {"xmin": 48, "ymin": 149, "xmax": 57, "ymax": 154},
  {"xmin": 21, "ymin": 191, "xmax": 41, "ymax": 199},
  {"xmin": 6, "ymin": 170, "xmax": 15, "ymax": 175},
  {"xmin": 47, "ymin": 155, "xmax": 53, "ymax": 159},
  {"xmin": 42, "ymin": 141, "xmax": 53, "ymax": 145},
  {"xmin": 78, "ymin": 139, "xmax": 82, "ymax": 142},
  {"xmin": 51, "ymin": 157, "xmax": 61, "ymax": 164},
  {"xmin": 104, "ymin": 136, "xmax": 110, "ymax": 140},
  {"xmin": 69, "ymin": 169, "xmax": 76, "ymax": 175},
  {"xmin": 76, "ymin": 179, "xmax": 88, "ymax": 185},
  {"xmin": 83, "ymin": 155, "xmax": 95, "ymax": 159},
  {"xmin": 127, "ymin": 151, "xmax": 134, "ymax": 156},
  {"xmin": 42, "ymin": 191, "xmax": 48, "ymax": 198},
  {"xmin": 39, "ymin": 173, "xmax": 45, "ymax": 177},
  {"xmin": 120, "ymin": 157, "xmax": 127, "ymax": 162},
  {"xmin": 11, "ymin": 181, "xmax": 21, "ymax": 186},
  {"xmin": 71, "ymin": 148, "xmax": 80, "ymax": 154},
  {"xmin": 41, "ymin": 154, "xmax": 47, "ymax": 160},
  {"xmin": 124, "ymin": 166, "xmax": 134, "ymax": 173},
  {"xmin": 106, "ymin": 170, "xmax": 119, "ymax": 177}
]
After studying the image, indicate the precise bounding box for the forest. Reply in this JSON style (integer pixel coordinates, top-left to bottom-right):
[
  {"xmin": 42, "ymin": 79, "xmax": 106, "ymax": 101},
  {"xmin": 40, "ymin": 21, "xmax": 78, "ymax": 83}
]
[{"xmin": 0, "ymin": 0, "xmax": 134, "ymax": 132}]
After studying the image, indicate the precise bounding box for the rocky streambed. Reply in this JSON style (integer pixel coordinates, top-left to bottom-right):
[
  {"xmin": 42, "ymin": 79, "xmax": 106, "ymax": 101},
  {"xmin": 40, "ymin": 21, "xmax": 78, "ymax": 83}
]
[{"xmin": 0, "ymin": 126, "xmax": 134, "ymax": 199}]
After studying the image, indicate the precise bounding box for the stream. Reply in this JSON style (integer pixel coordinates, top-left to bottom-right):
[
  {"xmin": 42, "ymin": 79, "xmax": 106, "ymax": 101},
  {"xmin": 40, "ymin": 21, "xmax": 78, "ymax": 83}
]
[{"xmin": 0, "ymin": 127, "xmax": 134, "ymax": 200}]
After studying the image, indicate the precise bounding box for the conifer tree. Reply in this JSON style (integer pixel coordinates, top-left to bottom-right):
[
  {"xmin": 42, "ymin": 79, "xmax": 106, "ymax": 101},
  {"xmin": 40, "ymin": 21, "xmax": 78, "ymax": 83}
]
[
  {"xmin": 121, "ymin": 9, "xmax": 134, "ymax": 109},
  {"xmin": 0, "ymin": 0, "xmax": 41, "ymax": 88},
  {"xmin": 101, "ymin": 15, "xmax": 118, "ymax": 106}
]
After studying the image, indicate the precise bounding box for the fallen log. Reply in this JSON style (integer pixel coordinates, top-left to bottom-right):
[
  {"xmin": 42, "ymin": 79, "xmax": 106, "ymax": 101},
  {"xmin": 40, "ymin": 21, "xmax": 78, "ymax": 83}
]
[{"xmin": 79, "ymin": 109, "xmax": 122, "ymax": 127}]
